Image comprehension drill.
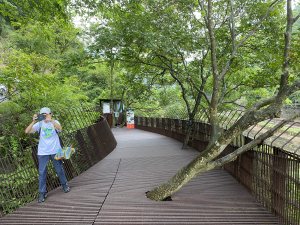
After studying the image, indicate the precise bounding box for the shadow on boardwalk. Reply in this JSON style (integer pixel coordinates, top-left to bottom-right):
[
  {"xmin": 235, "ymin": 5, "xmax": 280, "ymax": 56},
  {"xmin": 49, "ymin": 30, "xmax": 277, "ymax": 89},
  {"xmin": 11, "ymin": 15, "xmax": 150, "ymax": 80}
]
[{"xmin": 0, "ymin": 128, "xmax": 282, "ymax": 225}]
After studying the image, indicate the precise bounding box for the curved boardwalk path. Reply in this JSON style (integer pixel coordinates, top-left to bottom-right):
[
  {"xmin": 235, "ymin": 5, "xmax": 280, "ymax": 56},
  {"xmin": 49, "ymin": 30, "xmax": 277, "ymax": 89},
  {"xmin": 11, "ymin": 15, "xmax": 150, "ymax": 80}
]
[{"xmin": 0, "ymin": 128, "xmax": 282, "ymax": 225}]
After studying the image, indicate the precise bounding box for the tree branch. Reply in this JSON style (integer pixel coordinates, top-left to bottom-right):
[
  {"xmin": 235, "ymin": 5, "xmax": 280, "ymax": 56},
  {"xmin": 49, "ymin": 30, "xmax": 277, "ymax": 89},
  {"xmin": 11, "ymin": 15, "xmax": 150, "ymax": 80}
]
[
  {"xmin": 286, "ymin": 78, "xmax": 300, "ymax": 96},
  {"xmin": 235, "ymin": 0, "xmax": 283, "ymax": 50},
  {"xmin": 218, "ymin": 98, "xmax": 244, "ymax": 108},
  {"xmin": 219, "ymin": 0, "xmax": 284, "ymax": 80},
  {"xmin": 206, "ymin": 0, "xmax": 220, "ymax": 111},
  {"xmin": 178, "ymin": 52, "xmax": 191, "ymax": 78},
  {"xmin": 223, "ymin": 82, "xmax": 244, "ymax": 98},
  {"xmin": 90, "ymin": 60, "xmax": 109, "ymax": 64},
  {"xmin": 118, "ymin": 58, "xmax": 170, "ymax": 71},
  {"xmin": 248, "ymin": 95, "xmax": 277, "ymax": 111},
  {"xmin": 169, "ymin": 68, "xmax": 192, "ymax": 115},
  {"xmin": 218, "ymin": 77, "xmax": 226, "ymax": 106},
  {"xmin": 229, "ymin": 0, "xmax": 236, "ymax": 49},
  {"xmin": 197, "ymin": 0, "xmax": 210, "ymax": 45},
  {"xmin": 207, "ymin": 112, "xmax": 300, "ymax": 172},
  {"xmin": 188, "ymin": 77, "xmax": 211, "ymax": 105},
  {"xmin": 279, "ymin": 0, "xmax": 293, "ymax": 90},
  {"xmin": 177, "ymin": 51, "xmax": 211, "ymax": 105},
  {"xmin": 293, "ymin": 12, "xmax": 300, "ymax": 24}
]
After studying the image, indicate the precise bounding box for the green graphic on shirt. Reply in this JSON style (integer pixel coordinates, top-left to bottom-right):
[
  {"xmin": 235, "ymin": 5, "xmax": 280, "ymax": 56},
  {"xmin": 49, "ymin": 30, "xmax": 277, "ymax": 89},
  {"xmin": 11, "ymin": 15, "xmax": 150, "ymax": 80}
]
[{"xmin": 42, "ymin": 127, "xmax": 54, "ymax": 138}]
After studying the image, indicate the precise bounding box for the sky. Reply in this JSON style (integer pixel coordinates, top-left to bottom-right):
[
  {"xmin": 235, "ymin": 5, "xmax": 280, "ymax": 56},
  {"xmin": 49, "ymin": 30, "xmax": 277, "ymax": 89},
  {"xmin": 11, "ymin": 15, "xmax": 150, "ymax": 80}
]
[{"xmin": 73, "ymin": 0, "xmax": 300, "ymax": 28}]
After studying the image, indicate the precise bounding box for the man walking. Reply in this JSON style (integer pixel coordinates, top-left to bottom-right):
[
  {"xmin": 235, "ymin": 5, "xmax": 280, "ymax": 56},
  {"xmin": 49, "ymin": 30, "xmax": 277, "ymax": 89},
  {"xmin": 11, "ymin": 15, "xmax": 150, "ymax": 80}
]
[{"xmin": 25, "ymin": 107, "xmax": 70, "ymax": 203}]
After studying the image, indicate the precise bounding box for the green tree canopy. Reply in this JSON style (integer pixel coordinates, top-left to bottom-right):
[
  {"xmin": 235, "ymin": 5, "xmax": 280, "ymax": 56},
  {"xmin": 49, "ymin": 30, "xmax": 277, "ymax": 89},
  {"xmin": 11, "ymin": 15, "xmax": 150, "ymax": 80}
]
[
  {"xmin": 0, "ymin": 51, "xmax": 88, "ymax": 115},
  {"xmin": 0, "ymin": 0, "xmax": 69, "ymax": 25},
  {"xmin": 82, "ymin": 0, "xmax": 300, "ymax": 201}
]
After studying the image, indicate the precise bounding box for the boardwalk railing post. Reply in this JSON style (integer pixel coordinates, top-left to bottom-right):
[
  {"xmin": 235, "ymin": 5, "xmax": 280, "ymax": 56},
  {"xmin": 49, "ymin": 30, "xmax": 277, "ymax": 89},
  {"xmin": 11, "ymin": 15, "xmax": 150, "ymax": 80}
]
[
  {"xmin": 162, "ymin": 118, "xmax": 166, "ymax": 136},
  {"xmin": 76, "ymin": 130, "xmax": 94, "ymax": 167},
  {"xmin": 182, "ymin": 120, "xmax": 186, "ymax": 135},
  {"xmin": 271, "ymin": 147, "xmax": 286, "ymax": 220},
  {"xmin": 174, "ymin": 119, "xmax": 179, "ymax": 133},
  {"xmin": 156, "ymin": 118, "xmax": 160, "ymax": 129}
]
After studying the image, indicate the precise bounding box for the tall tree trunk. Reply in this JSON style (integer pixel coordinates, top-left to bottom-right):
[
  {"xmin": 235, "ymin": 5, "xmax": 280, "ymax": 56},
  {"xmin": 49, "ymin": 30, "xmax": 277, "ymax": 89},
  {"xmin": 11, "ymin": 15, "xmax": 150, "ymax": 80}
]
[
  {"xmin": 182, "ymin": 119, "xmax": 193, "ymax": 149},
  {"xmin": 182, "ymin": 82, "xmax": 206, "ymax": 149},
  {"xmin": 110, "ymin": 60, "xmax": 115, "ymax": 128}
]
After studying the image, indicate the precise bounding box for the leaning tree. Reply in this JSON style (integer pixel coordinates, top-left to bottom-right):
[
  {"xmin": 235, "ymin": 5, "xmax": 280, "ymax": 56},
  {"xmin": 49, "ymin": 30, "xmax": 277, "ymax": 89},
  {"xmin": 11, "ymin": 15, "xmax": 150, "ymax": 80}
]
[
  {"xmin": 88, "ymin": 0, "xmax": 300, "ymax": 200},
  {"xmin": 144, "ymin": 0, "xmax": 300, "ymax": 200}
]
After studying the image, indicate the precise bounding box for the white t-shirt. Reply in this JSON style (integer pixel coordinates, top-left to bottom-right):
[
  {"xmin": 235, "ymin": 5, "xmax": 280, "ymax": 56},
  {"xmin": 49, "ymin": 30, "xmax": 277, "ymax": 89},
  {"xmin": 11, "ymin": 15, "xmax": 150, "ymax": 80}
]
[{"xmin": 33, "ymin": 120, "xmax": 62, "ymax": 155}]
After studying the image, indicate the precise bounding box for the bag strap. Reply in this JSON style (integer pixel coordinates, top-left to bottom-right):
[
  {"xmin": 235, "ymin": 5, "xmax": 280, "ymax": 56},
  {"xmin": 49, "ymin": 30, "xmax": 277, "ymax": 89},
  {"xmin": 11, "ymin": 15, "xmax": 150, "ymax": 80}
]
[{"xmin": 38, "ymin": 121, "xmax": 42, "ymax": 140}]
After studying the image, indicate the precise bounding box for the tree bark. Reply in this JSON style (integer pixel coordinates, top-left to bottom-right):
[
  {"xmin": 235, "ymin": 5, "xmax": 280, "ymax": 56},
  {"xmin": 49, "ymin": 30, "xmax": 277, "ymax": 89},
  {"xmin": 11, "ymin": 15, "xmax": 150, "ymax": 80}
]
[{"xmin": 110, "ymin": 60, "xmax": 115, "ymax": 128}]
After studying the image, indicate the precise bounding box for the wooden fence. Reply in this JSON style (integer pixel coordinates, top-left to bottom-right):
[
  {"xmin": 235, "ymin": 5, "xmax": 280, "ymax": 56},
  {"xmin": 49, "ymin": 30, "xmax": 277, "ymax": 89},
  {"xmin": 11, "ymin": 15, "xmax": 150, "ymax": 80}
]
[{"xmin": 135, "ymin": 116, "xmax": 300, "ymax": 225}]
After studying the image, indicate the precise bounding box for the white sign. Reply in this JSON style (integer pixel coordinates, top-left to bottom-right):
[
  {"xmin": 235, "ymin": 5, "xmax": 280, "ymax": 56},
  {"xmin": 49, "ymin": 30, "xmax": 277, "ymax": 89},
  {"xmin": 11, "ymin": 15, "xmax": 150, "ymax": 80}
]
[
  {"xmin": 126, "ymin": 109, "xmax": 134, "ymax": 124},
  {"xmin": 103, "ymin": 103, "xmax": 110, "ymax": 113}
]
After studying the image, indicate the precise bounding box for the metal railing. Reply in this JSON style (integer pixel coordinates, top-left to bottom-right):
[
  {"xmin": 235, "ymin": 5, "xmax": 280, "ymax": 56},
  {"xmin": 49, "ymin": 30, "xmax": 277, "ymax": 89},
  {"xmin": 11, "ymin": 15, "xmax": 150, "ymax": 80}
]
[
  {"xmin": 136, "ymin": 107, "xmax": 300, "ymax": 154},
  {"xmin": 0, "ymin": 105, "xmax": 117, "ymax": 216},
  {"xmin": 134, "ymin": 116, "xmax": 300, "ymax": 225}
]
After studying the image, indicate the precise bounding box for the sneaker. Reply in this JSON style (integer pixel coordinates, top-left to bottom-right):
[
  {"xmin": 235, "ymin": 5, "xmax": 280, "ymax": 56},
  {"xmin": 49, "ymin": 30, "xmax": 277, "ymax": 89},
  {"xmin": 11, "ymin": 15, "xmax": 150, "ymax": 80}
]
[
  {"xmin": 37, "ymin": 193, "xmax": 47, "ymax": 203},
  {"xmin": 62, "ymin": 183, "xmax": 70, "ymax": 193}
]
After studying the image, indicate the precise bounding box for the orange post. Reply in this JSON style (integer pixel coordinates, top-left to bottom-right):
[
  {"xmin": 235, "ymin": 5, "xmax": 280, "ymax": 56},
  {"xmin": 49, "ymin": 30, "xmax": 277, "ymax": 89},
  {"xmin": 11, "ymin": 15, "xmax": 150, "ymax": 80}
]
[{"xmin": 127, "ymin": 124, "xmax": 135, "ymax": 129}]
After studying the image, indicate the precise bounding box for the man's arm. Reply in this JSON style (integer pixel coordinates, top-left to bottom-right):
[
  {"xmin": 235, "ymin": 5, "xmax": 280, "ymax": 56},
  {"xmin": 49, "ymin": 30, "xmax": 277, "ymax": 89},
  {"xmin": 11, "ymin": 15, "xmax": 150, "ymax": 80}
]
[
  {"xmin": 44, "ymin": 113, "xmax": 62, "ymax": 131},
  {"xmin": 25, "ymin": 114, "xmax": 37, "ymax": 133},
  {"xmin": 51, "ymin": 119, "xmax": 62, "ymax": 131}
]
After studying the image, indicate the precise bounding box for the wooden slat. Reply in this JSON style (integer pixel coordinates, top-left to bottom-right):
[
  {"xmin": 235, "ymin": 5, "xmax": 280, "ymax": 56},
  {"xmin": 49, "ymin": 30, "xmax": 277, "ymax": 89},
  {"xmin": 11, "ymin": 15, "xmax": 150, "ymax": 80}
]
[{"xmin": 0, "ymin": 128, "xmax": 282, "ymax": 225}]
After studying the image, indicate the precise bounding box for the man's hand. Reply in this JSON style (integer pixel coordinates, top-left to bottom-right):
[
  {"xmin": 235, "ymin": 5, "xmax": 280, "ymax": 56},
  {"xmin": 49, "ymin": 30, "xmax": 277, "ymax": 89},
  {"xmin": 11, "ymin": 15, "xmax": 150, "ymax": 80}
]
[{"xmin": 33, "ymin": 114, "xmax": 38, "ymax": 121}]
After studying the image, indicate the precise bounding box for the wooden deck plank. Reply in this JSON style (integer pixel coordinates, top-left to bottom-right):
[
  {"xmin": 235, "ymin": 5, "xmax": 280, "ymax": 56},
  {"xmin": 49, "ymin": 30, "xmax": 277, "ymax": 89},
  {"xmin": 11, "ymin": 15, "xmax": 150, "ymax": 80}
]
[{"xmin": 0, "ymin": 128, "xmax": 282, "ymax": 224}]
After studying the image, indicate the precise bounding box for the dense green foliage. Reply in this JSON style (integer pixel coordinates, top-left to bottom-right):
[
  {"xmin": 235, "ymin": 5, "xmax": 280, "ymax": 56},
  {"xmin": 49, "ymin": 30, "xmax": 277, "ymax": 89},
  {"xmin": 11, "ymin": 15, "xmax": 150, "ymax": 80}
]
[
  {"xmin": 1, "ymin": 0, "xmax": 300, "ymax": 133},
  {"xmin": 1, "ymin": 0, "xmax": 299, "ymax": 116},
  {"xmin": 1, "ymin": 1, "xmax": 300, "ymax": 143},
  {"xmin": 0, "ymin": 0, "xmax": 69, "ymax": 25},
  {"xmin": 0, "ymin": 0, "xmax": 300, "ymax": 221},
  {"xmin": 82, "ymin": 0, "xmax": 300, "ymax": 116}
]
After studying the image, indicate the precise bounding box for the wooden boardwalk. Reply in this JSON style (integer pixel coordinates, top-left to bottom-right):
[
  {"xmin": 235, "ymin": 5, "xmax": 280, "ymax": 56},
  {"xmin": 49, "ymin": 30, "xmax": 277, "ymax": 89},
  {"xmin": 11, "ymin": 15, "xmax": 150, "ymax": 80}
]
[{"xmin": 0, "ymin": 128, "xmax": 282, "ymax": 224}]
